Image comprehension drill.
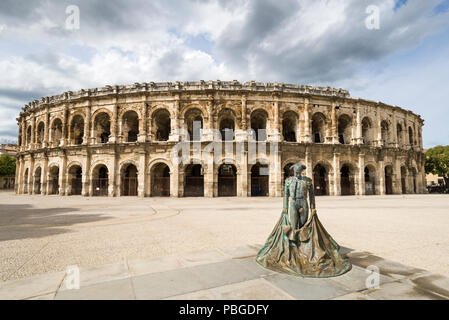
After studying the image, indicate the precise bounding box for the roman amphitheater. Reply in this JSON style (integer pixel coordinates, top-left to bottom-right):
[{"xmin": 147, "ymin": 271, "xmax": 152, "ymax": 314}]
[{"xmin": 15, "ymin": 81, "xmax": 425, "ymax": 198}]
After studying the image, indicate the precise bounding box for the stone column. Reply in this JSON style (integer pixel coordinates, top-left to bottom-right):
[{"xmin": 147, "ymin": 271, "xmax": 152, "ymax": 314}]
[
  {"xmin": 169, "ymin": 96, "xmax": 181, "ymax": 141},
  {"xmin": 15, "ymin": 156, "xmax": 21, "ymax": 194},
  {"xmin": 170, "ymin": 158, "xmax": 180, "ymax": 197},
  {"xmin": 43, "ymin": 107, "xmax": 49, "ymax": 148},
  {"xmin": 21, "ymin": 118, "xmax": 26, "ymax": 152},
  {"xmin": 269, "ymin": 94, "xmax": 281, "ymax": 142},
  {"xmin": 60, "ymin": 151, "xmax": 67, "ymax": 195},
  {"xmin": 62, "ymin": 105, "xmax": 68, "ymax": 146},
  {"xmin": 356, "ymin": 104, "xmax": 363, "ymax": 145},
  {"xmin": 358, "ymin": 153, "xmax": 365, "ymax": 195},
  {"xmin": 378, "ymin": 160, "xmax": 385, "ymax": 195},
  {"xmin": 238, "ymin": 144, "xmax": 248, "ymax": 197},
  {"xmin": 235, "ymin": 95, "xmax": 248, "ymax": 142},
  {"xmin": 303, "ymin": 98, "xmax": 312, "ymax": 143},
  {"xmin": 138, "ymin": 102, "xmax": 147, "ymax": 142},
  {"xmin": 305, "ymin": 148, "xmax": 313, "ymax": 179},
  {"xmin": 333, "ymin": 152, "xmax": 340, "ymax": 196},
  {"xmin": 137, "ymin": 150, "xmax": 146, "ymax": 197},
  {"xmin": 42, "ymin": 156, "xmax": 48, "ymax": 195},
  {"xmin": 109, "ymin": 104, "xmax": 118, "ymax": 143},
  {"xmin": 204, "ymin": 151, "xmax": 214, "ymax": 197},
  {"xmin": 269, "ymin": 141, "xmax": 281, "ymax": 197},
  {"xmin": 29, "ymin": 156, "xmax": 35, "ymax": 194},
  {"xmin": 392, "ymin": 111, "xmax": 398, "ymax": 148},
  {"xmin": 109, "ymin": 150, "xmax": 118, "ymax": 197},
  {"xmin": 83, "ymin": 104, "xmax": 91, "ymax": 145},
  {"xmin": 82, "ymin": 151, "xmax": 91, "ymax": 196},
  {"xmin": 394, "ymin": 157, "xmax": 402, "ymax": 194},
  {"xmin": 376, "ymin": 105, "xmax": 382, "ymax": 147},
  {"xmin": 18, "ymin": 157, "xmax": 24, "ymax": 194}
]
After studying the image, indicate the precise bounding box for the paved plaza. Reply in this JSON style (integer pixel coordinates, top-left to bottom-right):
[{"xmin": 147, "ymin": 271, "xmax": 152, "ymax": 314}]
[{"xmin": 0, "ymin": 192, "xmax": 448, "ymax": 299}]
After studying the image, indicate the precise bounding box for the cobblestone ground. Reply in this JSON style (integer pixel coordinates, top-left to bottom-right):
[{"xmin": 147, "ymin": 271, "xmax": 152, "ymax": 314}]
[{"xmin": 1, "ymin": 192, "xmax": 448, "ymax": 282}]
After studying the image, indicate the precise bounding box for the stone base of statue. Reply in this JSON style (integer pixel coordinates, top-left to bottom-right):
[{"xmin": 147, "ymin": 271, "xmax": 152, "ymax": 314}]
[{"xmin": 256, "ymin": 209, "xmax": 352, "ymax": 278}]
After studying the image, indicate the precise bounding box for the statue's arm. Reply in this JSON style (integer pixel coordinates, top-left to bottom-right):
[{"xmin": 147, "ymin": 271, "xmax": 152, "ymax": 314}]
[
  {"xmin": 283, "ymin": 179, "xmax": 289, "ymax": 212},
  {"xmin": 308, "ymin": 178, "xmax": 316, "ymax": 209}
]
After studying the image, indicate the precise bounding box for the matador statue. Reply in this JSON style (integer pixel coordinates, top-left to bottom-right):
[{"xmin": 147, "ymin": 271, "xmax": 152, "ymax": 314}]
[{"xmin": 256, "ymin": 163, "xmax": 351, "ymax": 278}]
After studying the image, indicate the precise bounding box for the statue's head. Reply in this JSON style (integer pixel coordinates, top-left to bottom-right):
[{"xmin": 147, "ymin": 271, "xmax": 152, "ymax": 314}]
[{"xmin": 291, "ymin": 163, "xmax": 306, "ymax": 177}]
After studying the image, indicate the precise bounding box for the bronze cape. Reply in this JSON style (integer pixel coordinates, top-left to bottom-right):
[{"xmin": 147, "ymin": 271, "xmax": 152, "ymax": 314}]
[{"xmin": 256, "ymin": 174, "xmax": 351, "ymax": 278}]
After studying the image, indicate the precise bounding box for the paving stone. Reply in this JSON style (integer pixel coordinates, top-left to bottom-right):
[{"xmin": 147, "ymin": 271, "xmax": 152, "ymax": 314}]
[
  {"xmin": 0, "ymin": 271, "xmax": 64, "ymax": 300},
  {"xmin": 329, "ymin": 265, "xmax": 395, "ymax": 292},
  {"xmin": 128, "ymin": 255, "xmax": 184, "ymax": 277},
  {"xmin": 362, "ymin": 280, "xmax": 446, "ymax": 300},
  {"xmin": 235, "ymin": 257, "xmax": 277, "ymax": 278},
  {"xmin": 408, "ymin": 272, "xmax": 449, "ymax": 299},
  {"xmin": 189, "ymin": 259, "xmax": 260, "ymax": 289},
  {"xmin": 132, "ymin": 267, "xmax": 206, "ymax": 300},
  {"xmin": 59, "ymin": 260, "xmax": 130, "ymax": 291},
  {"xmin": 55, "ymin": 278, "xmax": 135, "ymax": 300},
  {"xmin": 347, "ymin": 251, "xmax": 427, "ymax": 279},
  {"xmin": 264, "ymin": 273, "xmax": 351, "ymax": 300},
  {"xmin": 331, "ymin": 292, "xmax": 375, "ymax": 300},
  {"xmin": 178, "ymin": 249, "xmax": 229, "ymax": 267},
  {"xmin": 165, "ymin": 278, "xmax": 294, "ymax": 300},
  {"xmin": 218, "ymin": 244, "xmax": 260, "ymax": 259}
]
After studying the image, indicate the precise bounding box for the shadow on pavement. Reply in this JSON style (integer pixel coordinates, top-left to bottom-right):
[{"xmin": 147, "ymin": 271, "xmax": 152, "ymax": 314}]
[{"xmin": 0, "ymin": 204, "xmax": 113, "ymax": 241}]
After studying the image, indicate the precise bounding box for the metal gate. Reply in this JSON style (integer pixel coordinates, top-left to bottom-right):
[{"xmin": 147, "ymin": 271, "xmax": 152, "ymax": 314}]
[
  {"xmin": 313, "ymin": 175, "xmax": 327, "ymax": 196},
  {"xmin": 34, "ymin": 182, "xmax": 41, "ymax": 194},
  {"xmin": 71, "ymin": 178, "xmax": 83, "ymax": 195},
  {"xmin": 218, "ymin": 176, "xmax": 236, "ymax": 197},
  {"xmin": 251, "ymin": 176, "xmax": 268, "ymax": 196},
  {"xmin": 152, "ymin": 177, "xmax": 170, "ymax": 196},
  {"xmin": 92, "ymin": 178, "xmax": 109, "ymax": 196},
  {"xmin": 184, "ymin": 177, "xmax": 204, "ymax": 197},
  {"xmin": 122, "ymin": 177, "xmax": 138, "ymax": 196},
  {"xmin": 341, "ymin": 176, "xmax": 353, "ymax": 195},
  {"xmin": 50, "ymin": 178, "xmax": 59, "ymax": 195}
]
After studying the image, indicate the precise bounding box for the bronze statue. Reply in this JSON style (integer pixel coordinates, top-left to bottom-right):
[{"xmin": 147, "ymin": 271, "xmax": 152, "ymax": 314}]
[{"xmin": 256, "ymin": 163, "xmax": 351, "ymax": 278}]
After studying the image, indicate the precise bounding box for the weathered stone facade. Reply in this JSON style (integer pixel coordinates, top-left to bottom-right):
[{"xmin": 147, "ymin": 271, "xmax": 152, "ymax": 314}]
[{"xmin": 15, "ymin": 81, "xmax": 425, "ymax": 197}]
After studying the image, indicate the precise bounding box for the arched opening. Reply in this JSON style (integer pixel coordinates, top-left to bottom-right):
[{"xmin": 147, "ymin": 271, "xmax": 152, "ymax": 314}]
[
  {"xmin": 184, "ymin": 164, "xmax": 204, "ymax": 197},
  {"xmin": 218, "ymin": 108, "xmax": 236, "ymax": 141},
  {"xmin": 92, "ymin": 165, "xmax": 109, "ymax": 196},
  {"xmin": 313, "ymin": 164, "xmax": 329, "ymax": 196},
  {"xmin": 381, "ymin": 120, "xmax": 390, "ymax": 146},
  {"xmin": 218, "ymin": 164, "xmax": 237, "ymax": 197},
  {"xmin": 68, "ymin": 165, "xmax": 82, "ymax": 195},
  {"xmin": 34, "ymin": 167, "xmax": 42, "ymax": 195},
  {"xmin": 219, "ymin": 118, "xmax": 235, "ymax": 141},
  {"xmin": 70, "ymin": 115, "xmax": 84, "ymax": 145},
  {"xmin": 401, "ymin": 166, "xmax": 407, "ymax": 194},
  {"xmin": 251, "ymin": 163, "xmax": 269, "ymax": 197},
  {"xmin": 185, "ymin": 109, "xmax": 203, "ymax": 141},
  {"xmin": 37, "ymin": 122, "xmax": 45, "ymax": 148},
  {"xmin": 397, "ymin": 124, "xmax": 403, "ymax": 147},
  {"xmin": 94, "ymin": 113, "xmax": 111, "ymax": 144},
  {"xmin": 151, "ymin": 163, "xmax": 170, "ymax": 197},
  {"xmin": 408, "ymin": 127, "xmax": 414, "ymax": 146},
  {"xmin": 338, "ymin": 115, "xmax": 352, "ymax": 144},
  {"xmin": 26, "ymin": 126, "xmax": 32, "ymax": 146},
  {"xmin": 250, "ymin": 109, "xmax": 268, "ymax": 141},
  {"xmin": 312, "ymin": 112, "xmax": 326, "ymax": 143},
  {"xmin": 48, "ymin": 166, "xmax": 59, "ymax": 195},
  {"xmin": 364, "ymin": 166, "xmax": 376, "ymax": 195},
  {"xmin": 362, "ymin": 117, "xmax": 373, "ymax": 145},
  {"xmin": 23, "ymin": 168, "xmax": 29, "ymax": 194},
  {"xmin": 152, "ymin": 109, "xmax": 171, "ymax": 141},
  {"xmin": 340, "ymin": 164, "xmax": 355, "ymax": 196},
  {"xmin": 385, "ymin": 165, "xmax": 393, "ymax": 195},
  {"xmin": 282, "ymin": 111, "xmax": 298, "ymax": 142},
  {"xmin": 123, "ymin": 111, "xmax": 139, "ymax": 143},
  {"xmin": 283, "ymin": 163, "xmax": 294, "ymax": 186},
  {"xmin": 121, "ymin": 164, "xmax": 138, "ymax": 196},
  {"xmin": 51, "ymin": 119, "xmax": 63, "ymax": 147}
]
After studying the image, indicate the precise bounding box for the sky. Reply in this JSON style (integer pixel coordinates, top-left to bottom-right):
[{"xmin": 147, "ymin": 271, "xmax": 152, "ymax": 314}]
[{"xmin": 0, "ymin": 0, "xmax": 448, "ymax": 148}]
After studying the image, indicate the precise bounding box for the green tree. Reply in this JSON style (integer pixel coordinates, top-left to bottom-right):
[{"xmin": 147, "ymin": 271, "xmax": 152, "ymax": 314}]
[
  {"xmin": 425, "ymin": 145, "xmax": 449, "ymax": 189},
  {"xmin": 0, "ymin": 154, "xmax": 16, "ymax": 176}
]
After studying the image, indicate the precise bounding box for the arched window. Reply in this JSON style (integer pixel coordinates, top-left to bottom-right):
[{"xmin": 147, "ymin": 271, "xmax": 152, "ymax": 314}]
[
  {"xmin": 282, "ymin": 111, "xmax": 298, "ymax": 142},
  {"xmin": 152, "ymin": 109, "xmax": 171, "ymax": 141},
  {"xmin": 250, "ymin": 110, "xmax": 268, "ymax": 141},
  {"xmin": 311, "ymin": 113, "xmax": 326, "ymax": 143},
  {"xmin": 337, "ymin": 115, "xmax": 352, "ymax": 144},
  {"xmin": 122, "ymin": 111, "xmax": 139, "ymax": 142}
]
